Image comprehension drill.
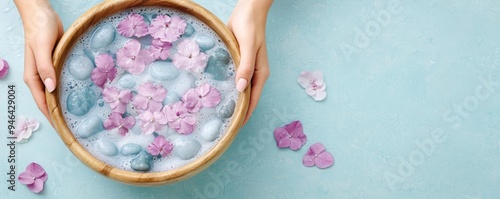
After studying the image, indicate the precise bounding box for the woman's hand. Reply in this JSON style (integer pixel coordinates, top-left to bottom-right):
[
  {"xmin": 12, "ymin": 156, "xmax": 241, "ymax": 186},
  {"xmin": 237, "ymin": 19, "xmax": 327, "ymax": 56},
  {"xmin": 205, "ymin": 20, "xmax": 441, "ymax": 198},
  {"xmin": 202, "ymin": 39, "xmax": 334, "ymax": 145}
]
[
  {"xmin": 227, "ymin": 0, "xmax": 273, "ymax": 124},
  {"xmin": 15, "ymin": 0, "xmax": 63, "ymax": 124}
]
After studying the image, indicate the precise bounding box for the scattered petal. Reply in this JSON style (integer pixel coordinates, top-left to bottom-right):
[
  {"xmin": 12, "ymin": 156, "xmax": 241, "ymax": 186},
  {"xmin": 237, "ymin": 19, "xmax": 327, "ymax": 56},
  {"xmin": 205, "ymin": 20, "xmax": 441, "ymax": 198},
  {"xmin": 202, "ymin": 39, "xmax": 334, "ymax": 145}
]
[
  {"xmin": 172, "ymin": 39, "xmax": 208, "ymax": 73},
  {"xmin": 138, "ymin": 110, "xmax": 168, "ymax": 135},
  {"xmin": 116, "ymin": 39, "xmax": 154, "ymax": 75},
  {"xmin": 18, "ymin": 162, "xmax": 47, "ymax": 193},
  {"xmin": 302, "ymin": 143, "xmax": 334, "ymax": 169},
  {"xmin": 102, "ymin": 86, "xmax": 133, "ymax": 114},
  {"xmin": 103, "ymin": 112, "xmax": 136, "ymax": 136},
  {"xmin": 14, "ymin": 117, "xmax": 40, "ymax": 143},
  {"xmin": 91, "ymin": 53, "xmax": 117, "ymax": 88},
  {"xmin": 117, "ymin": 13, "xmax": 149, "ymax": 38},
  {"xmin": 181, "ymin": 83, "xmax": 221, "ymax": 112},
  {"xmin": 274, "ymin": 121, "xmax": 307, "ymax": 150},
  {"xmin": 0, "ymin": 58, "xmax": 9, "ymax": 79},
  {"xmin": 132, "ymin": 82, "xmax": 167, "ymax": 112},
  {"xmin": 150, "ymin": 39, "xmax": 172, "ymax": 60},
  {"xmin": 147, "ymin": 135, "xmax": 173, "ymax": 157},
  {"xmin": 297, "ymin": 71, "xmax": 327, "ymax": 101},
  {"xmin": 163, "ymin": 101, "xmax": 196, "ymax": 135},
  {"xmin": 149, "ymin": 15, "xmax": 186, "ymax": 43}
]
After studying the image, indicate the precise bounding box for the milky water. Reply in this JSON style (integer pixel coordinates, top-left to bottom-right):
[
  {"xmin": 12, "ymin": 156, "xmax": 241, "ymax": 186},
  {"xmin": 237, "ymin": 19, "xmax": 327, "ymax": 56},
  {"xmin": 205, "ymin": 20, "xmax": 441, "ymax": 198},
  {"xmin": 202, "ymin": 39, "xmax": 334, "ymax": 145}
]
[{"xmin": 59, "ymin": 6, "xmax": 238, "ymax": 172}]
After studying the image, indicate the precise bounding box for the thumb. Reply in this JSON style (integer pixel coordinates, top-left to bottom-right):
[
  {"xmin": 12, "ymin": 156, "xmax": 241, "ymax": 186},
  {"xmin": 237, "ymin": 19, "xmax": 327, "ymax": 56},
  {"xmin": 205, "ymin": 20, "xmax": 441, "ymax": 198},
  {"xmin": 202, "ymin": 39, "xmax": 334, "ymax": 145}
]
[
  {"xmin": 235, "ymin": 43, "xmax": 257, "ymax": 92},
  {"xmin": 32, "ymin": 41, "xmax": 57, "ymax": 93}
]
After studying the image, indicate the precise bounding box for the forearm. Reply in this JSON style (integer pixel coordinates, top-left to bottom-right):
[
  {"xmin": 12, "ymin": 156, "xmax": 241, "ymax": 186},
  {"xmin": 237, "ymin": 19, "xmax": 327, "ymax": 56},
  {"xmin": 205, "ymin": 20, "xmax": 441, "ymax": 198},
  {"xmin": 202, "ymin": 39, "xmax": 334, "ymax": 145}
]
[{"xmin": 235, "ymin": 0, "xmax": 274, "ymax": 23}]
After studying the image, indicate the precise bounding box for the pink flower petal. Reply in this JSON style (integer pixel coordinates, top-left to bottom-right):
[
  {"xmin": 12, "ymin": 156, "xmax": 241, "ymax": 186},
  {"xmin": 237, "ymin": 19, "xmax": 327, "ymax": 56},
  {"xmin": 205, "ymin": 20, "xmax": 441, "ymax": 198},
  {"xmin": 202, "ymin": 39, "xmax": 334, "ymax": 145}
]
[
  {"xmin": 302, "ymin": 153, "xmax": 316, "ymax": 167},
  {"xmin": 0, "ymin": 59, "xmax": 10, "ymax": 79},
  {"xmin": 309, "ymin": 142, "xmax": 326, "ymax": 155},
  {"xmin": 315, "ymin": 151, "xmax": 334, "ymax": 169},
  {"xmin": 149, "ymin": 15, "xmax": 186, "ymax": 43},
  {"xmin": 172, "ymin": 39, "xmax": 208, "ymax": 72},
  {"xmin": 117, "ymin": 13, "xmax": 149, "ymax": 38},
  {"xmin": 18, "ymin": 172, "xmax": 35, "ymax": 185},
  {"xmin": 273, "ymin": 121, "xmax": 307, "ymax": 150},
  {"xmin": 27, "ymin": 179, "xmax": 45, "ymax": 193}
]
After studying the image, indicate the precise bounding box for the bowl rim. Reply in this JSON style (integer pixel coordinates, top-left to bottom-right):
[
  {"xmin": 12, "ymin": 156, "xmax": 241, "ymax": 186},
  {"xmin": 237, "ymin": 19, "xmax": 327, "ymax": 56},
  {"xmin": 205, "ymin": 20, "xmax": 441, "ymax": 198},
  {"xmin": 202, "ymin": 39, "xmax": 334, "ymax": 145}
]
[{"xmin": 46, "ymin": 0, "xmax": 249, "ymax": 186}]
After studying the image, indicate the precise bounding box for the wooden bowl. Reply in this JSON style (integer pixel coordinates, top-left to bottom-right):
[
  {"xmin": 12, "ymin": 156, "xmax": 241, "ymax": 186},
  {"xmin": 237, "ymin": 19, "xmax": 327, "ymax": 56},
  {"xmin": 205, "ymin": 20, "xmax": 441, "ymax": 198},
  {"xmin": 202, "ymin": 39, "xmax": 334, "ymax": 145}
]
[{"xmin": 46, "ymin": 0, "xmax": 249, "ymax": 186}]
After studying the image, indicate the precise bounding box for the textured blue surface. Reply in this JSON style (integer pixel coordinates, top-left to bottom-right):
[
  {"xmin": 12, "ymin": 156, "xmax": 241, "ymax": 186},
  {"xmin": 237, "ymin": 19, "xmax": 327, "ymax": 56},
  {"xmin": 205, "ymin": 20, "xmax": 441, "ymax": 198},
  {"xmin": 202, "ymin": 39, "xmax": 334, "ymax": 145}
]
[{"xmin": 1, "ymin": 0, "xmax": 500, "ymax": 198}]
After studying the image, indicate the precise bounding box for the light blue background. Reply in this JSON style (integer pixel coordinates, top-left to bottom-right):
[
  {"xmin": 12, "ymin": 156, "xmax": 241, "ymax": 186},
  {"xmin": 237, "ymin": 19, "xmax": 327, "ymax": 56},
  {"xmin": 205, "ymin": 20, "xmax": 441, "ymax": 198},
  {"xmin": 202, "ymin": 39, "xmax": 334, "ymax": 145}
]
[{"xmin": 1, "ymin": 0, "xmax": 500, "ymax": 198}]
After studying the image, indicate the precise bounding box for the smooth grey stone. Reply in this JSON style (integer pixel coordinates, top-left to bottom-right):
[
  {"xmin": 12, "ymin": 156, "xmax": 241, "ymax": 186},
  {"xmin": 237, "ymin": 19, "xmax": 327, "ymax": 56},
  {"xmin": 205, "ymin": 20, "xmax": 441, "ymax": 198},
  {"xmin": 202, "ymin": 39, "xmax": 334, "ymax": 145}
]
[
  {"xmin": 164, "ymin": 91, "xmax": 180, "ymax": 105},
  {"xmin": 149, "ymin": 61, "xmax": 179, "ymax": 81},
  {"xmin": 174, "ymin": 137, "xmax": 201, "ymax": 160},
  {"xmin": 195, "ymin": 35, "xmax": 215, "ymax": 51},
  {"xmin": 217, "ymin": 99, "xmax": 236, "ymax": 119},
  {"xmin": 77, "ymin": 116, "xmax": 104, "ymax": 138},
  {"xmin": 67, "ymin": 87, "xmax": 96, "ymax": 116},
  {"xmin": 121, "ymin": 143, "xmax": 142, "ymax": 156},
  {"xmin": 200, "ymin": 119, "xmax": 223, "ymax": 142},
  {"xmin": 96, "ymin": 140, "xmax": 118, "ymax": 156},
  {"xmin": 173, "ymin": 73, "xmax": 196, "ymax": 95},
  {"xmin": 91, "ymin": 24, "xmax": 116, "ymax": 49},
  {"xmin": 131, "ymin": 151, "xmax": 153, "ymax": 171},
  {"xmin": 183, "ymin": 23, "xmax": 195, "ymax": 37},
  {"xmin": 118, "ymin": 74, "xmax": 136, "ymax": 89},
  {"xmin": 68, "ymin": 55, "xmax": 94, "ymax": 80},
  {"xmin": 204, "ymin": 48, "xmax": 230, "ymax": 81}
]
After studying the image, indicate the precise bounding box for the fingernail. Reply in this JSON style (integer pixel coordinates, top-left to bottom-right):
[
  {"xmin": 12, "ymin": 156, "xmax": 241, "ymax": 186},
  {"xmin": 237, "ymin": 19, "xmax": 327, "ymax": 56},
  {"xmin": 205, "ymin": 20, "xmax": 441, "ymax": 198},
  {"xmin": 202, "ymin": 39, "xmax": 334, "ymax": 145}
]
[
  {"xmin": 44, "ymin": 78, "xmax": 56, "ymax": 92},
  {"xmin": 236, "ymin": 78, "xmax": 248, "ymax": 92}
]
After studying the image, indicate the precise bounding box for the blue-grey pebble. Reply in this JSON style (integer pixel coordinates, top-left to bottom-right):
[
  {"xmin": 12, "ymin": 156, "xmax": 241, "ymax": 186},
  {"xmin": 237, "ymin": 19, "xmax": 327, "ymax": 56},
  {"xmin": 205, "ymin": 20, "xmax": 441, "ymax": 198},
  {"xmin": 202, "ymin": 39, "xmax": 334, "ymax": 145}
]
[
  {"xmin": 118, "ymin": 74, "xmax": 136, "ymax": 89},
  {"xmin": 91, "ymin": 24, "xmax": 116, "ymax": 49},
  {"xmin": 131, "ymin": 151, "xmax": 153, "ymax": 171},
  {"xmin": 200, "ymin": 119, "xmax": 223, "ymax": 142},
  {"xmin": 217, "ymin": 99, "xmax": 236, "ymax": 118},
  {"xmin": 149, "ymin": 61, "xmax": 179, "ymax": 81},
  {"xmin": 77, "ymin": 116, "xmax": 104, "ymax": 138},
  {"xmin": 174, "ymin": 137, "xmax": 201, "ymax": 160},
  {"xmin": 96, "ymin": 140, "xmax": 118, "ymax": 156},
  {"xmin": 68, "ymin": 55, "xmax": 94, "ymax": 80},
  {"xmin": 67, "ymin": 87, "xmax": 96, "ymax": 116},
  {"xmin": 121, "ymin": 143, "xmax": 142, "ymax": 156},
  {"xmin": 183, "ymin": 23, "xmax": 195, "ymax": 37},
  {"xmin": 164, "ymin": 91, "xmax": 181, "ymax": 105},
  {"xmin": 204, "ymin": 48, "xmax": 230, "ymax": 81},
  {"xmin": 195, "ymin": 35, "xmax": 215, "ymax": 51}
]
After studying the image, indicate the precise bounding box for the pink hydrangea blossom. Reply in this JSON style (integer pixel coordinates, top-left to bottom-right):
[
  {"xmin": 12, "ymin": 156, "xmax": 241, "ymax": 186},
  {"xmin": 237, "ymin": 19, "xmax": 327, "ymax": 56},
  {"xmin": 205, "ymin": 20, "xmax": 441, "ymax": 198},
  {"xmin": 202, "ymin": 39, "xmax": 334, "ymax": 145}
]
[
  {"xmin": 102, "ymin": 86, "xmax": 133, "ymax": 114},
  {"xmin": 103, "ymin": 112, "xmax": 136, "ymax": 136},
  {"xmin": 18, "ymin": 162, "xmax": 48, "ymax": 193},
  {"xmin": 172, "ymin": 39, "xmax": 208, "ymax": 73},
  {"xmin": 163, "ymin": 101, "xmax": 196, "ymax": 135},
  {"xmin": 132, "ymin": 82, "xmax": 167, "ymax": 112},
  {"xmin": 116, "ymin": 39, "xmax": 155, "ymax": 75},
  {"xmin": 138, "ymin": 110, "xmax": 168, "ymax": 135},
  {"xmin": 91, "ymin": 53, "xmax": 117, "ymax": 88},
  {"xmin": 149, "ymin": 15, "xmax": 186, "ymax": 43},
  {"xmin": 297, "ymin": 71, "xmax": 327, "ymax": 101},
  {"xmin": 302, "ymin": 143, "xmax": 334, "ymax": 169},
  {"xmin": 147, "ymin": 135, "xmax": 173, "ymax": 157},
  {"xmin": 14, "ymin": 117, "xmax": 40, "ymax": 143},
  {"xmin": 149, "ymin": 39, "xmax": 172, "ymax": 60},
  {"xmin": 182, "ymin": 83, "xmax": 221, "ymax": 112},
  {"xmin": 274, "ymin": 121, "xmax": 307, "ymax": 150},
  {"xmin": 116, "ymin": 13, "xmax": 149, "ymax": 38}
]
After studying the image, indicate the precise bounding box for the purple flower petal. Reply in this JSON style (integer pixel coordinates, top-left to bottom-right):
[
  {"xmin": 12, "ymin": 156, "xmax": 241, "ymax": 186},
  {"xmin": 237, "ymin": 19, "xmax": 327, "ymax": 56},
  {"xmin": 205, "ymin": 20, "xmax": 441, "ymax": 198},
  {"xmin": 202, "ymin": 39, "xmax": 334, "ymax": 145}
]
[
  {"xmin": 315, "ymin": 150, "xmax": 334, "ymax": 169},
  {"xmin": 297, "ymin": 71, "xmax": 327, "ymax": 101},
  {"xmin": 273, "ymin": 121, "xmax": 307, "ymax": 150},
  {"xmin": 149, "ymin": 15, "xmax": 186, "ymax": 43},
  {"xmin": 116, "ymin": 39, "xmax": 151, "ymax": 75},
  {"xmin": 14, "ymin": 117, "xmax": 40, "ymax": 143},
  {"xmin": 0, "ymin": 59, "xmax": 9, "ymax": 79},
  {"xmin": 164, "ymin": 101, "xmax": 196, "ymax": 135},
  {"xmin": 117, "ymin": 13, "xmax": 149, "ymax": 38},
  {"xmin": 172, "ymin": 39, "xmax": 208, "ymax": 73},
  {"xmin": 147, "ymin": 135, "xmax": 173, "ymax": 157},
  {"xmin": 18, "ymin": 162, "xmax": 47, "ymax": 193},
  {"xmin": 302, "ymin": 143, "xmax": 334, "ymax": 169}
]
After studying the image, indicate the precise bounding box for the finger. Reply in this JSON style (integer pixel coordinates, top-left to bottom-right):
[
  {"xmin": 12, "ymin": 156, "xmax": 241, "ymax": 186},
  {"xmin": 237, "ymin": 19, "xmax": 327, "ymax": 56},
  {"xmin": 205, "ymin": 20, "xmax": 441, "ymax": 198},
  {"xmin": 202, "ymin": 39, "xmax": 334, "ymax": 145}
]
[
  {"xmin": 24, "ymin": 46, "xmax": 53, "ymax": 126},
  {"xmin": 244, "ymin": 43, "xmax": 270, "ymax": 124},
  {"xmin": 235, "ymin": 37, "xmax": 257, "ymax": 93},
  {"xmin": 32, "ymin": 36, "xmax": 57, "ymax": 93}
]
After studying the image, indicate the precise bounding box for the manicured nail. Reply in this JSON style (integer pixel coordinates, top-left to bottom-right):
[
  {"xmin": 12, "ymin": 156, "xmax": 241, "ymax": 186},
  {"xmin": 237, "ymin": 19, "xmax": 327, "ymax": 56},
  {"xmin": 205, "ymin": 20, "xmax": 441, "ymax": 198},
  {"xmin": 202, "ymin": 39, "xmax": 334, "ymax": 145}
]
[
  {"xmin": 236, "ymin": 78, "xmax": 248, "ymax": 92},
  {"xmin": 44, "ymin": 78, "xmax": 56, "ymax": 92}
]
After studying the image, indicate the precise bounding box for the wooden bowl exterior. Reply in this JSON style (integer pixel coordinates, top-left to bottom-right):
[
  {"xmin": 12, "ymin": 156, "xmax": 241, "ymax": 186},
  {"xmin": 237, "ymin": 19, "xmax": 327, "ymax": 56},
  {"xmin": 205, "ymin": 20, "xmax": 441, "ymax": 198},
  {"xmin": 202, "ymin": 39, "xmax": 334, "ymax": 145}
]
[{"xmin": 46, "ymin": 0, "xmax": 248, "ymax": 186}]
